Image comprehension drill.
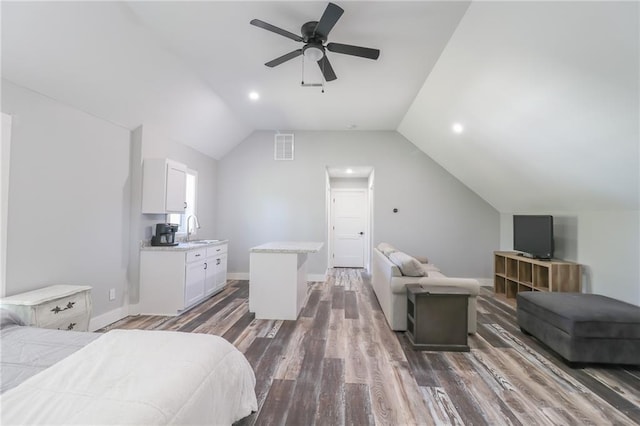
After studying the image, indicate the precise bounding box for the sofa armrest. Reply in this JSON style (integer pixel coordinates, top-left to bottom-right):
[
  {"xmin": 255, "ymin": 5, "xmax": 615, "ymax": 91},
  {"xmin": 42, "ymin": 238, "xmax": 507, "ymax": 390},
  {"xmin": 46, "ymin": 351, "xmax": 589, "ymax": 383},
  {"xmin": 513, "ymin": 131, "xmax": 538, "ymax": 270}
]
[{"xmin": 417, "ymin": 277, "xmax": 480, "ymax": 296}]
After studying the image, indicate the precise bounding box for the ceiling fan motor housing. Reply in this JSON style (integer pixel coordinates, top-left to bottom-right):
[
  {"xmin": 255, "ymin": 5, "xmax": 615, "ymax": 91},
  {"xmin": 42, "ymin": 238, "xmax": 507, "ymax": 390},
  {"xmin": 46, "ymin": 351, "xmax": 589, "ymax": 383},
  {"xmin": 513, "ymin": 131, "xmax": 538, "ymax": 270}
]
[{"xmin": 301, "ymin": 21, "xmax": 326, "ymax": 43}]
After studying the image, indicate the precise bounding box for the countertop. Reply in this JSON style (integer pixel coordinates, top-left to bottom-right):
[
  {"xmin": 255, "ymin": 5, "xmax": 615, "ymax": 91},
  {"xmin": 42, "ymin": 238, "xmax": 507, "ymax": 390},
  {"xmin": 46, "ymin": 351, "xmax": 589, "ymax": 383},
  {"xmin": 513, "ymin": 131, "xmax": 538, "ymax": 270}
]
[
  {"xmin": 250, "ymin": 241, "xmax": 323, "ymax": 254},
  {"xmin": 140, "ymin": 239, "xmax": 228, "ymax": 252}
]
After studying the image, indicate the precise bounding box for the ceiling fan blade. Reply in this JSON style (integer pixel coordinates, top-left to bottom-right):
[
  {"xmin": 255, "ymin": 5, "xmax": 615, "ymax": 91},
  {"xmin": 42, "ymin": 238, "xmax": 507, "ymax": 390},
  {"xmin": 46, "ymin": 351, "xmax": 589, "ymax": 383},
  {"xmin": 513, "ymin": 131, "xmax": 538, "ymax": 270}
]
[
  {"xmin": 314, "ymin": 3, "xmax": 344, "ymax": 39},
  {"xmin": 318, "ymin": 55, "xmax": 337, "ymax": 81},
  {"xmin": 265, "ymin": 49, "xmax": 303, "ymax": 67},
  {"xmin": 326, "ymin": 42, "xmax": 380, "ymax": 60},
  {"xmin": 250, "ymin": 19, "xmax": 303, "ymax": 42}
]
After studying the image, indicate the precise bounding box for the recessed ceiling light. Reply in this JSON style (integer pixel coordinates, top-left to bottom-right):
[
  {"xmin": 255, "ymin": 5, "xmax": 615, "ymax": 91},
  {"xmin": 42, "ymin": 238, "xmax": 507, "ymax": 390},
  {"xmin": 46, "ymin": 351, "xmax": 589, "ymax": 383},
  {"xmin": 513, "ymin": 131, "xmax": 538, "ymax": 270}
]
[
  {"xmin": 249, "ymin": 91, "xmax": 260, "ymax": 101},
  {"xmin": 346, "ymin": 168, "xmax": 354, "ymax": 174},
  {"xmin": 452, "ymin": 123, "xmax": 464, "ymax": 134}
]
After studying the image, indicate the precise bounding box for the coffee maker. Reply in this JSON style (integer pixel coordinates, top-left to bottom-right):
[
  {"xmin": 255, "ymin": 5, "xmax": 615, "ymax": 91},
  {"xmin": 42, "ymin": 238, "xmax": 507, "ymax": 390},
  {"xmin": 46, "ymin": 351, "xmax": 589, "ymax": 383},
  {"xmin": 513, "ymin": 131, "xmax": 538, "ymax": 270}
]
[{"xmin": 151, "ymin": 223, "xmax": 179, "ymax": 246}]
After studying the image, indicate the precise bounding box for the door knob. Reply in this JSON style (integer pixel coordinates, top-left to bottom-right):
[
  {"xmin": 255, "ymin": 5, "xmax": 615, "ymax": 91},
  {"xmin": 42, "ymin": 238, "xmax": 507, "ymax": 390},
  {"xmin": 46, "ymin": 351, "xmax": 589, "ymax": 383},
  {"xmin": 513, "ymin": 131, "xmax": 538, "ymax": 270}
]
[{"xmin": 359, "ymin": 232, "xmax": 364, "ymax": 235}]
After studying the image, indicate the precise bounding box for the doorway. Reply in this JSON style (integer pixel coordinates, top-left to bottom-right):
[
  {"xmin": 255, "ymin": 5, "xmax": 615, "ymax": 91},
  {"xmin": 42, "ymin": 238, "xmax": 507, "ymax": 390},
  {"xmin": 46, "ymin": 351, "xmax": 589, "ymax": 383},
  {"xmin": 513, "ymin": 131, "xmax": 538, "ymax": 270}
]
[{"xmin": 326, "ymin": 167, "xmax": 374, "ymax": 271}]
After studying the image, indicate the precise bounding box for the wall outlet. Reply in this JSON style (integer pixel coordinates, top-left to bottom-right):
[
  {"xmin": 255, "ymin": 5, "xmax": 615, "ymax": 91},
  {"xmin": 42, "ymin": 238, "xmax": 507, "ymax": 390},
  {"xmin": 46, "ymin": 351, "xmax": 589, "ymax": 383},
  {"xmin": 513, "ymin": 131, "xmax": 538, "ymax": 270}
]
[{"xmin": 109, "ymin": 288, "xmax": 116, "ymax": 301}]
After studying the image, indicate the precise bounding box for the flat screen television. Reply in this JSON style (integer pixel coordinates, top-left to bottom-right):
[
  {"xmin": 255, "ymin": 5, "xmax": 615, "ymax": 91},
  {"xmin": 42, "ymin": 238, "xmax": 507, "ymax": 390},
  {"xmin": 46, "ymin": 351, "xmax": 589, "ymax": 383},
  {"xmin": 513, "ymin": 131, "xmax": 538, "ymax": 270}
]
[{"xmin": 513, "ymin": 215, "xmax": 554, "ymax": 260}]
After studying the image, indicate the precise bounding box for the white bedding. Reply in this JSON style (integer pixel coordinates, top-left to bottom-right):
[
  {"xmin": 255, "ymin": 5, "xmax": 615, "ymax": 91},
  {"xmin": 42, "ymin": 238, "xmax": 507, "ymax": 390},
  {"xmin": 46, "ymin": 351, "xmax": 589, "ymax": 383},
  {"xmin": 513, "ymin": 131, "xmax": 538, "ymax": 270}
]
[
  {"xmin": 0, "ymin": 324, "xmax": 100, "ymax": 393},
  {"xmin": 0, "ymin": 329, "xmax": 257, "ymax": 425}
]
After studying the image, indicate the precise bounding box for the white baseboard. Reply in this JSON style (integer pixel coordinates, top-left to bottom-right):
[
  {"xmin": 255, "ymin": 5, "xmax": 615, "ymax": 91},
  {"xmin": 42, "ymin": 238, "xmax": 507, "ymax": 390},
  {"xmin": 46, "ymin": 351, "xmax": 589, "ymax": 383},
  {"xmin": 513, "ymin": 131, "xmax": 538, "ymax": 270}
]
[
  {"xmin": 227, "ymin": 272, "xmax": 327, "ymax": 282},
  {"xmin": 128, "ymin": 303, "xmax": 140, "ymax": 316},
  {"xmin": 227, "ymin": 272, "xmax": 249, "ymax": 281},
  {"xmin": 89, "ymin": 305, "xmax": 129, "ymax": 331},
  {"xmin": 477, "ymin": 278, "xmax": 494, "ymax": 287},
  {"xmin": 308, "ymin": 273, "xmax": 327, "ymax": 282}
]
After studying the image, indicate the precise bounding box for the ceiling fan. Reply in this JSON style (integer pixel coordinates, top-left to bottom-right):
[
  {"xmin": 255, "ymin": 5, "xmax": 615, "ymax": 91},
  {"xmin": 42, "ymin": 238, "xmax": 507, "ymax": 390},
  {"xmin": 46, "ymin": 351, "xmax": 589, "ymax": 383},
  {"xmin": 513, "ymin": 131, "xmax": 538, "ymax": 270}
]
[{"xmin": 250, "ymin": 2, "xmax": 380, "ymax": 82}]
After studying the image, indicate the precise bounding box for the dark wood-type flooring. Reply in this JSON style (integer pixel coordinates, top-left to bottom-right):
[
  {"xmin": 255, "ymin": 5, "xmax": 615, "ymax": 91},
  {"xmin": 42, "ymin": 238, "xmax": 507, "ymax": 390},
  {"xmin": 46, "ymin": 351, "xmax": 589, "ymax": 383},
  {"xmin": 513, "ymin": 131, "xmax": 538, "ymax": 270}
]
[{"xmin": 104, "ymin": 269, "xmax": 640, "ymax": 425}]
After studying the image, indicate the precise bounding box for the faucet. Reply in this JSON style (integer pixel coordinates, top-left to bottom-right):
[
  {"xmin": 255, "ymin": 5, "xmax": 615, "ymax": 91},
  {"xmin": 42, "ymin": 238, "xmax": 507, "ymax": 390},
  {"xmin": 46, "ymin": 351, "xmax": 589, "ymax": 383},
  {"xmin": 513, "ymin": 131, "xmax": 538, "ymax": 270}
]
[{"xmin": 186, "ymin": 215, "xmax": 200, "ymax": 241}]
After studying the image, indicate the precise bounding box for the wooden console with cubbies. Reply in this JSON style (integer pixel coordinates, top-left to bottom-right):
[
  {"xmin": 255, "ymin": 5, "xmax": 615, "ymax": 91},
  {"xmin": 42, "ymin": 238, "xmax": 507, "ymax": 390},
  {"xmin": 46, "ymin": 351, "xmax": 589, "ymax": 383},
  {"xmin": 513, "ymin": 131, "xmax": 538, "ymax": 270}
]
[{"xmin": 494, "ymin": 251, "xmax": 581, "ymax": 300}]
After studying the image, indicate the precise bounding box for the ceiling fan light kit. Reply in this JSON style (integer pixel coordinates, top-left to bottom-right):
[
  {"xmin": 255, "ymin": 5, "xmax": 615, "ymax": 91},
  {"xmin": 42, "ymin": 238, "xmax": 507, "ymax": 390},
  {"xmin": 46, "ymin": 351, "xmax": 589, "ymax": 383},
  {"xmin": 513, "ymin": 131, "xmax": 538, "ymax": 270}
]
[
  {"xmin": 303, "ymin": 44, "xmax": 324, "ymax": 62},
  {"xmin": 250, "ymin": 2, "xmax": 380, "ymax": 87}
]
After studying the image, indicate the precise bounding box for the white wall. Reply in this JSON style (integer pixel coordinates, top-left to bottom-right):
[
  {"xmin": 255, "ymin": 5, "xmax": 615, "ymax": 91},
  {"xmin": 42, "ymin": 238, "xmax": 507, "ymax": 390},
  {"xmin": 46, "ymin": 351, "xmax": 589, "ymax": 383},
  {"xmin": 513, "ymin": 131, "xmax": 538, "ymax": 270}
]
[
  {"xmin": 217, "ymin": 130, "xmax": 499, "ymax": 278},
  {"xmin": 500, "ymin": 211, "xmax": 640, "ymax": 305},
  {"xmin": 1, "ymin": 113, "xmax": 12, "ymax": 296},
  {"xmin": 330, "ymin": 178, "xmax": 369, "ymax": 189},
  {"xmin": 1, "ymin": 80, "xmax": 131, "ymax": 317}
]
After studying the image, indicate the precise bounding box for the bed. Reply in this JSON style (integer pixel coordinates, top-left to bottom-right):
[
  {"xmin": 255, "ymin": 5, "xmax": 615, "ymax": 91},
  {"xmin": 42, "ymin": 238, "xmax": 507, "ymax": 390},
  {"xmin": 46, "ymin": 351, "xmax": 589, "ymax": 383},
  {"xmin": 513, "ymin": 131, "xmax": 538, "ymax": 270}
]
[{"xmin": 0, "ymin": 308, "xmax": 257, "ymax": 425}]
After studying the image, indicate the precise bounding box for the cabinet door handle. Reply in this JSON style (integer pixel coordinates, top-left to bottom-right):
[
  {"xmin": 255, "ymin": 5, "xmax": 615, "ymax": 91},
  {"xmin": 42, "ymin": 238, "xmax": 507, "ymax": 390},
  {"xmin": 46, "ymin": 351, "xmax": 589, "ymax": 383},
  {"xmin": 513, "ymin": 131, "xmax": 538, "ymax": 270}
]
[
  {"xmin": 204, "ymin": 262, "xmax": 208, "ymax": 270},
  {"xmin": 184, "ymin": 201, "xmax": 187, "ymax": 209},
  {"xmin": 195, "ymin": 253, "xmax": 201, "ymax": 257},
  {"xmin": 216, "ymin": 259, "xmax": 221, "ymax": 265}
]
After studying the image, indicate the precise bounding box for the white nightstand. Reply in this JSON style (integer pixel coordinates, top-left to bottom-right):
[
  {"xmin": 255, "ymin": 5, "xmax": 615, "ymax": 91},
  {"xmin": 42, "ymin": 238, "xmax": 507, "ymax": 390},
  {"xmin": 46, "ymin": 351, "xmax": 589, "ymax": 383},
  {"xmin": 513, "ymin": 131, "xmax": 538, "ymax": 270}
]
[{"xmin": 1, "ymin": 285, "xmax": 93, "ymax": 331}]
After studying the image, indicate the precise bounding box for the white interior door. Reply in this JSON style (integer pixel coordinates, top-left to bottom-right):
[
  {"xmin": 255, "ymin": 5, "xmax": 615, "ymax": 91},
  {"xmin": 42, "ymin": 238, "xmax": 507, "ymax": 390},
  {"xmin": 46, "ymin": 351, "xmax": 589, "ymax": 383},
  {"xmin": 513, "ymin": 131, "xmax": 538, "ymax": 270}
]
[{"xmin": 331, "ymin": 189, "xmax": 366, "ymax": 268}]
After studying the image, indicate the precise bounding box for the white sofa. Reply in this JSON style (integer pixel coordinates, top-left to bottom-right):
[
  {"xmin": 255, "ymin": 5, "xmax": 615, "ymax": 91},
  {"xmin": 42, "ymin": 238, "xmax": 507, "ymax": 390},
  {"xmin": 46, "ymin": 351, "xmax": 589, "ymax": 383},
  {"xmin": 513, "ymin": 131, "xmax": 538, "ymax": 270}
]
[{"xmin": 371, "ymin": 244, "xmax": 480, "ymax": 334}]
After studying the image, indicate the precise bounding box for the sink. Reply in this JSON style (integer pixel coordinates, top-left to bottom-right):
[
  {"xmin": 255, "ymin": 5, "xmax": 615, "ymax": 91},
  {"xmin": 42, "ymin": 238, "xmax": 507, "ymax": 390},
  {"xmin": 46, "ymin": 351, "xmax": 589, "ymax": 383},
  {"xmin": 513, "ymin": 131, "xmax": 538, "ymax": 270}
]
[{"xmin": 190, "ymin": 240, "xmax": 219, "ymax": 245}]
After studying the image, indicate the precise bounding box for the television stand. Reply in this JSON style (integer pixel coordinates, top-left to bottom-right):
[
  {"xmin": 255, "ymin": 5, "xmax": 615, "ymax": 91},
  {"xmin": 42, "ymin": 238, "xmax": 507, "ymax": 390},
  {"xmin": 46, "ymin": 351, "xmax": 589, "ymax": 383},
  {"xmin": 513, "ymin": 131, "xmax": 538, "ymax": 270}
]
[
  {"xmin": 494, "ymin": 251, "xmax": 581, "ymax": 300},
  {"xmin": 516, "ymin": 252, "xmax": 551, "ymax": 261}
]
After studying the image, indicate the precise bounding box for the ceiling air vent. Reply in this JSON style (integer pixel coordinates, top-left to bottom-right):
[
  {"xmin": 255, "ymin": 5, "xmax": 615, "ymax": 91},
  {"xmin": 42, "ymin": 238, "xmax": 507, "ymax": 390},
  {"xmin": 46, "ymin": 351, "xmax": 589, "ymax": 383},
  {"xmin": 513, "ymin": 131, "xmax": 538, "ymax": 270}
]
[{"xmin": 274, "ymin": 134, "xmax": 294, "ymax": 161}]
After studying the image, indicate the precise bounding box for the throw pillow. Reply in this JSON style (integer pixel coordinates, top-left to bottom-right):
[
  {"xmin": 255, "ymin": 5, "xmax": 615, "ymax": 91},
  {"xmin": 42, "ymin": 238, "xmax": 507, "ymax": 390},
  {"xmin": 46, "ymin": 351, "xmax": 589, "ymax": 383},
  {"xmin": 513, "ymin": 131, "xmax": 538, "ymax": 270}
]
[
  {"xmin": 414, "ymin": 255, "xmax": 429, "ymax": 264},
  {"xmin": 389, "ymin": 251, "xmax": 426, "ymax": 277},
  {"xmin": 377, "ymin": 242, "xmax": 397, "ymax": 257}
]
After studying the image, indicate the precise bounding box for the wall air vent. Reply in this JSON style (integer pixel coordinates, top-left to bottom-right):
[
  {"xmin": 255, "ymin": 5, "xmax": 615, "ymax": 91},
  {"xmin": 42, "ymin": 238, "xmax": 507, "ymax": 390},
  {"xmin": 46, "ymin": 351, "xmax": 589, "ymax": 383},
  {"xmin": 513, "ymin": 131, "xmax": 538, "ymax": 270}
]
[{"xmin": 274, "ymin": 134, "xmax": 294, "ymax": 161}]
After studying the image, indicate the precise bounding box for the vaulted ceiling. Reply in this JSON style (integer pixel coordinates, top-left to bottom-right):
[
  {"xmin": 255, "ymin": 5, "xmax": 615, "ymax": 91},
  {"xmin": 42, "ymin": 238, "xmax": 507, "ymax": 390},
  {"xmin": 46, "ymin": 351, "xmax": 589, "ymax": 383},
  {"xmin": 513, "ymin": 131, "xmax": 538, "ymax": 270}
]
[{"xmin": 2, "ymin": 1, "xmax": 638, "ymax": 213}]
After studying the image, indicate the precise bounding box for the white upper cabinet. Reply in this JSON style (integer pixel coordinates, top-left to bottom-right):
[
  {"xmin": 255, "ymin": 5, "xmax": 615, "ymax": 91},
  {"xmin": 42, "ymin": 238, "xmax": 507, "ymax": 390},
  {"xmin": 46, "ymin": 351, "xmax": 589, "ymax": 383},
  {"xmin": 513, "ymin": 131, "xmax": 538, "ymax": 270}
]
[
  {"xmin": 142, "ymin": 159, "xmax": 187, "ymax": 214},
  {"xmin": 165, "ymin": 162, "xmax": 187, "ymax": 212}
]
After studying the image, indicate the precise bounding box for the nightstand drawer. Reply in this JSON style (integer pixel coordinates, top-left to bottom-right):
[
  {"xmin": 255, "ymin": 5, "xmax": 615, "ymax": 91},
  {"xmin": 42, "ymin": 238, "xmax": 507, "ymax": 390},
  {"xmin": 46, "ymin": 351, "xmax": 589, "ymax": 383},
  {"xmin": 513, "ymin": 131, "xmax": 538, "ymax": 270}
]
[
  {"xmin": 35, "ymin": 292, "xmax": 90, "ymax": 330},
  {"xmin": 40, "ymin": 312, "xmax": 89, "ymax": 331}
]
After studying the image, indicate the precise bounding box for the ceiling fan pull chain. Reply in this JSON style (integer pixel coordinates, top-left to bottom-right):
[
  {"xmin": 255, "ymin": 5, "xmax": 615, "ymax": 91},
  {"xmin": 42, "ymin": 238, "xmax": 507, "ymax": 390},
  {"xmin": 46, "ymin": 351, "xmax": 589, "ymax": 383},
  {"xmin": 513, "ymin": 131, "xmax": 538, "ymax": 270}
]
[{"xmin": 301, "ymin": 54, "xmax": 305, "ymax": 86}]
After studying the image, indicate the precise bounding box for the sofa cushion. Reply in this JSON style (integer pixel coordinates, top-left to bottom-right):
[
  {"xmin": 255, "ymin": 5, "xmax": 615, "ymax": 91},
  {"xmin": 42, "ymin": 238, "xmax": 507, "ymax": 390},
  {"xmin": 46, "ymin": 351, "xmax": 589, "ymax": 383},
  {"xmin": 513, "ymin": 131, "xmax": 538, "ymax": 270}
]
[
  {"xmin": 414, "ymin": 255, "xmax": 429, "ymax": 264},
  {"xmin": 389, "ymin": 252, "xmax": 425, "ymax": 277},
  {"xmin": 377, "ymin": 243, "xmax": 397, "ymax": 257}
]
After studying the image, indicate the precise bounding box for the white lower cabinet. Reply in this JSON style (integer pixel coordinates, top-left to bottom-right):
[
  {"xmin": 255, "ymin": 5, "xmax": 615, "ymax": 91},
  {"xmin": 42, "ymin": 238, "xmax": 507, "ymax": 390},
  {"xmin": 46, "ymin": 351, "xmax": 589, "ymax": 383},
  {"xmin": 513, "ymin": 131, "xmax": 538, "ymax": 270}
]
[
  {"xmin": 185, "ymin": 252, "xmax": 206, "ymax": 308},
  {"xmin": 207, "ymin": 246, "xmax": 228, "ymax": 296},
  {"xmin": 139, "ymin": 243, "xmax": 228, "ymax": 315}
]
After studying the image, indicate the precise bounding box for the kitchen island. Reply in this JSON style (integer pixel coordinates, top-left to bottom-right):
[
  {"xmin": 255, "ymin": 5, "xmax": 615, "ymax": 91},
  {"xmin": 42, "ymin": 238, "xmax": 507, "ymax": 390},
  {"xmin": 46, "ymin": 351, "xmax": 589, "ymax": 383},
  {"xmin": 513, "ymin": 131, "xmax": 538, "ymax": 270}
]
[{"xmin": 249, "ymin": 241, "xmax": 323, "ymax": 320}]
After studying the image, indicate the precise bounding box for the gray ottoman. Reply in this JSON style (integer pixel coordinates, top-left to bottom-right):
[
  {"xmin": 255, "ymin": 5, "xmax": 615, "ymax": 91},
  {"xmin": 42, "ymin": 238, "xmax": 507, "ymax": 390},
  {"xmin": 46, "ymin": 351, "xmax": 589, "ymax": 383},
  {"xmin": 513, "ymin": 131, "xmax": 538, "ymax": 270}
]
[{"xmin": 517, "ymin": 292, "xmax": 640, "ymax": 365}]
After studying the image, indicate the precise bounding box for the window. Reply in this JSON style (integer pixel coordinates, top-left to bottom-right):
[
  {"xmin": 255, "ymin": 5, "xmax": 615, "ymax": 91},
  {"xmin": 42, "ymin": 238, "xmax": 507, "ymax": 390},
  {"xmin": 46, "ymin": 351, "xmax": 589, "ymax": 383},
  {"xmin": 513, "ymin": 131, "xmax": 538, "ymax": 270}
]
[{"xmin": 167, "ymin": 169, "xmax": 197, "ymax": 235}]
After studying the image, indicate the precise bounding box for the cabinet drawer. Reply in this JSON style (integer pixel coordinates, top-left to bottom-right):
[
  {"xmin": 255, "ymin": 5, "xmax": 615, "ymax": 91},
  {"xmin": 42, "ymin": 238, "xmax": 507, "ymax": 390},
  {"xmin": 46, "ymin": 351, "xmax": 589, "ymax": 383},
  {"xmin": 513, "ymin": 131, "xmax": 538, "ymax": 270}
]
[
  {"xmin": 186, "ymin": 249, "xmax": 207, "ymax": 263},
  {"xmin": 207, "ymin": 244, "xmax": 227, "ymax": 257},
  {"xmin": 40, "ymin": 311, "xmax": 90, "ymax": 331},
  {"xmin": 35, "ymin": 292, "xmax": 90, "ymax": 331}
]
